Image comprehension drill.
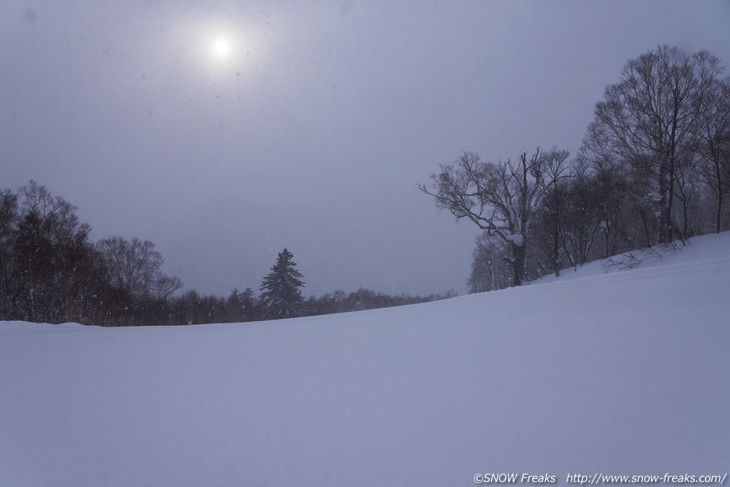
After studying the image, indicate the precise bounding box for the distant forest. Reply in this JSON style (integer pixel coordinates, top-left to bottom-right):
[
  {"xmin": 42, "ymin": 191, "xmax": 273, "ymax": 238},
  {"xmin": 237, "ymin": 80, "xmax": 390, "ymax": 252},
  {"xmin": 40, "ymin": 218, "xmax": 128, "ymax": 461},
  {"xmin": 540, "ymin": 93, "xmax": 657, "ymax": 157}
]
[
  {"xmin": 0, "ymin": 181, "xmax": 453, "ymax": 325},
  {"xmin": 2, "ymin": 45, "xmax": 728, "ymax": 326}
]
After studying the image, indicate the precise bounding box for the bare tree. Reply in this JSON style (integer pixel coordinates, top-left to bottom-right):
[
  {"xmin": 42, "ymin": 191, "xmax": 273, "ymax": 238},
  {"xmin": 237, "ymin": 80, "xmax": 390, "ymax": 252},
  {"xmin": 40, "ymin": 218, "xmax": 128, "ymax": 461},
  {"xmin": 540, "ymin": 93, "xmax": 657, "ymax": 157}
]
[
  {"xmin": 97, "ymin": 236, "xmax": 182, "ymax": 300},
  {"xmin": 580, "ymin": 46, "xmax": 725, "ymax": 243},
  {"xmin": 0, "ymin": 190, "xmax": 19, "ymax": 318},
  {"xmin": 696, "ymin": 77, "xmax": 730, "ymax": 232},
  {"xmin": 420, "ymin": 147, "xmax": 569, "ymax": 286},
  {"xmin": 10, "ymin": 181, "xmax": 103, "ymax": 323},
  {"xmin": 467, "ymin": 232, "xmax": 511, "ymax": 292}
]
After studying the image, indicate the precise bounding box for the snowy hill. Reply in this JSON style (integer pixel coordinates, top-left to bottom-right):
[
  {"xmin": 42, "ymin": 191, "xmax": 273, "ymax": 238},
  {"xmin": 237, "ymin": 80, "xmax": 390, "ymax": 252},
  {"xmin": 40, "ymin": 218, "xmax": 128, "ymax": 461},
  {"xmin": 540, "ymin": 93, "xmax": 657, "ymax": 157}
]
[{"xmin": 2, "ymin": 233, "xmax": 729, "ymax": 487}]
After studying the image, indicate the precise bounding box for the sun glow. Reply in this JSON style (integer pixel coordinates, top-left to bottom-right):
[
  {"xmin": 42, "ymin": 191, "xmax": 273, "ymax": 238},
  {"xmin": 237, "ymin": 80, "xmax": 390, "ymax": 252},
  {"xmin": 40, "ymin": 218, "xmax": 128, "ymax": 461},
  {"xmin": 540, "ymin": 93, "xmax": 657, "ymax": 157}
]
[
  {"xmin": 169, "ymin": 14, "xmax": 262, "ymax": 79},
  {"xmin": 212, "ymin": 37, "xmax": 232, "ymax": 59}
]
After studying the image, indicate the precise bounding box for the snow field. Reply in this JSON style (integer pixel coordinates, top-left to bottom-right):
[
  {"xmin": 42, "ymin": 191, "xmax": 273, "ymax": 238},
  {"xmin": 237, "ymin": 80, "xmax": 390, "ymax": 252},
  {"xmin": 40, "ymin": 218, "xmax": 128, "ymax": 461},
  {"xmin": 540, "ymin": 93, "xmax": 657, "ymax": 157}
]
[{"xmin": 1, "ymin": 233, "xmax": 729, "ymax": 486}]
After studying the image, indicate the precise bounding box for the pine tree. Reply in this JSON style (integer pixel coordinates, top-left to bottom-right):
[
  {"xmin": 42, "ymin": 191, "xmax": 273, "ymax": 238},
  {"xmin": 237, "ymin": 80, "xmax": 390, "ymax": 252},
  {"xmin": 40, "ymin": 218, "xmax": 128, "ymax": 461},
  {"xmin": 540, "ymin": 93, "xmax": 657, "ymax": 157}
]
[{"xmin": 259, "ymin": 248, "xmax": 305, "ymax": 320}]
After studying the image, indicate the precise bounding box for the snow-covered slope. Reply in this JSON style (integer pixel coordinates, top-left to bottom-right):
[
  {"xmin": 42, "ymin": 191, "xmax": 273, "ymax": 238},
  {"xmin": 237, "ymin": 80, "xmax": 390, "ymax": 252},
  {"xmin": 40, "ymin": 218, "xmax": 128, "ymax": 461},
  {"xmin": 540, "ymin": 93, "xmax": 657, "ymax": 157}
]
[{"xmin": 2, "ymin": 233, "xmax": 729, "ymax": 487}]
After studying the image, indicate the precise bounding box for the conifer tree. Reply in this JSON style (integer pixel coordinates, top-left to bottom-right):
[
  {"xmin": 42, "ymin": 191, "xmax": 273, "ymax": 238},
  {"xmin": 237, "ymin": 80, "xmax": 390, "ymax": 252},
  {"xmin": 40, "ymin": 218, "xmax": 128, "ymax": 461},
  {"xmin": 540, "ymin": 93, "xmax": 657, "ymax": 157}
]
[{"xmin": 259, "ymin": 248, "xmax": 305, "ymax": 319}]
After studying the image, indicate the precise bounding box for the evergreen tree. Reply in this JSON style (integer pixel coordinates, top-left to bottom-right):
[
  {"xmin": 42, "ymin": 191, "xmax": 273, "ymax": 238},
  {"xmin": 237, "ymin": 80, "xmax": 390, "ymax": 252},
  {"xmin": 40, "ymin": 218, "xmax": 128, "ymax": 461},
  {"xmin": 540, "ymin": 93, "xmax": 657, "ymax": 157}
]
[{"xmin": 259, "ymin": 248, "xmax": 305, "ymax": 319}]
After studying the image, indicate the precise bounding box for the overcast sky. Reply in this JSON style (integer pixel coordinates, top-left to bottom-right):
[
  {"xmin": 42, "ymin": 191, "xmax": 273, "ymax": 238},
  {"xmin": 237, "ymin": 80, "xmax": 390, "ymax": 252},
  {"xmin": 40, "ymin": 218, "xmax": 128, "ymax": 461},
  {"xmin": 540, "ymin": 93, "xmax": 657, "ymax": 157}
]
[{"xmin": 2, "ymin": 1, "xmax": 729, "ymax": 298}]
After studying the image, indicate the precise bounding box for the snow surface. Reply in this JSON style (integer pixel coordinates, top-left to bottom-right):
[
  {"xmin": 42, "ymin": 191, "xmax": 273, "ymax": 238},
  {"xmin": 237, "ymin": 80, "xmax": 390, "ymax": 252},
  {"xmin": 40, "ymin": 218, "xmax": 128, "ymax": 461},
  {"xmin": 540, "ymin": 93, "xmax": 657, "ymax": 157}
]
[{"xmin": 1, "ymin": 233, "xmax": 729, "ymax": 486}]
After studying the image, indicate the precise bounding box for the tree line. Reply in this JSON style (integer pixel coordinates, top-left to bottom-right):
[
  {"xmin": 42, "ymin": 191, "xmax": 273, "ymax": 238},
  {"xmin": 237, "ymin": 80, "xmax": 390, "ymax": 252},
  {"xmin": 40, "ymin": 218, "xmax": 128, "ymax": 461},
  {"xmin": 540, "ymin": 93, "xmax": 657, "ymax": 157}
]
[
  {"xmin": 421, "ymin": 46, "xmax": 729, "ymax": 292},
  {"xmin": 0, "ymin": 184, "xmax": 451, "ymax": 326}
]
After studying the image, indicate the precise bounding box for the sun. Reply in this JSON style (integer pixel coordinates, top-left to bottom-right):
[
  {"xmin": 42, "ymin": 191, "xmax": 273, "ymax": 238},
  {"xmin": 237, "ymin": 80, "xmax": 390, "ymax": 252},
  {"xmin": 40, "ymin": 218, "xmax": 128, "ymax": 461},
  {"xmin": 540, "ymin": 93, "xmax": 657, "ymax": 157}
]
[{"xmin": 211, "ymin": 38, "xmax": 232, "ymax": 59}]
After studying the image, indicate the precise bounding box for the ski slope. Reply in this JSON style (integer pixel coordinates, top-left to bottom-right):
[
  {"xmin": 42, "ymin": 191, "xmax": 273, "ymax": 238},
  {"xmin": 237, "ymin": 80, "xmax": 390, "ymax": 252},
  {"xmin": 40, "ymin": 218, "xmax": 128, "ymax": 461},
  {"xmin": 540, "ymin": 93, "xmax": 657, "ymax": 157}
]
[{"xmin": 1, "ymin": 233, "xmax": 729, "ymax": 486}]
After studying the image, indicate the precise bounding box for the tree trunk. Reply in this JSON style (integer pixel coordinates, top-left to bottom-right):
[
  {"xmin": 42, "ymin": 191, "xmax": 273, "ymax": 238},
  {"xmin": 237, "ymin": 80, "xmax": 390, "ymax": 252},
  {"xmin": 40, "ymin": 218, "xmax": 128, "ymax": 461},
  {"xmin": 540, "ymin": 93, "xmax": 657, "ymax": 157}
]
[
  {"xmin": 716, "ymin": 175, "xmax": 724, "ymax": 233},
  {"xmin": 658, "ymin": 162, "xmax": 673, "ymax": 244},
  {"xmin": 552, "ymin": 228, "xmax": 560, "ymax": 277},
  {"xmin": 510, "ymin": 243, "xmax": 525, "ymax": 286}
]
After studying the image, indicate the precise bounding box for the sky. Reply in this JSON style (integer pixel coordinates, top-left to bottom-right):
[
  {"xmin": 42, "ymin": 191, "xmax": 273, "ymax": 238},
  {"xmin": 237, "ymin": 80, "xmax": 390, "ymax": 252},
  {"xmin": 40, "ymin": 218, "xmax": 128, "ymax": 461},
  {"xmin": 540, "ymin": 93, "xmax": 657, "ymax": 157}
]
[{"xmin": 2, "ymin": 0, "xmax": 729, "ymax": 298}]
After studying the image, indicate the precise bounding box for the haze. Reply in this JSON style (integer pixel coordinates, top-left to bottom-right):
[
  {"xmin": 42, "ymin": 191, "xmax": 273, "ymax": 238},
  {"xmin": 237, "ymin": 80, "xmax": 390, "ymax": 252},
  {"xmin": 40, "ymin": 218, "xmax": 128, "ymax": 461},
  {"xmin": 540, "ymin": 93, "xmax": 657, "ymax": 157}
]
[{"xmin": 2, "ymin": 0, "xmax": 729, "ymax": 297}]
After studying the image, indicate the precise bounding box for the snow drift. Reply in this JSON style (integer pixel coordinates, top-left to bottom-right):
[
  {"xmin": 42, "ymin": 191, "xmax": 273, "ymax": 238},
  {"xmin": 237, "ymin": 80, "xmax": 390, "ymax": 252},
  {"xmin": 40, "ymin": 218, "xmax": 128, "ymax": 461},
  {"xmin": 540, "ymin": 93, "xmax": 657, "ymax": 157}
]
[{"xmin": 1, "ymin": 233, "xmax": 729, "ymax": 487}]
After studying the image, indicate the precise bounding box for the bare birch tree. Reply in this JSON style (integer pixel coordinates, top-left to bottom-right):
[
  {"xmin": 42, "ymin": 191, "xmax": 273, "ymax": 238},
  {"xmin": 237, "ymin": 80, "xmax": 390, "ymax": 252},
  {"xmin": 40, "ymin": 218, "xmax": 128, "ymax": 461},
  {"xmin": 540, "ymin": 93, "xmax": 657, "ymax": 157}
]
[{"xmin": 420, "ymin": 147, "xmax": 569, "ymax": 286}]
